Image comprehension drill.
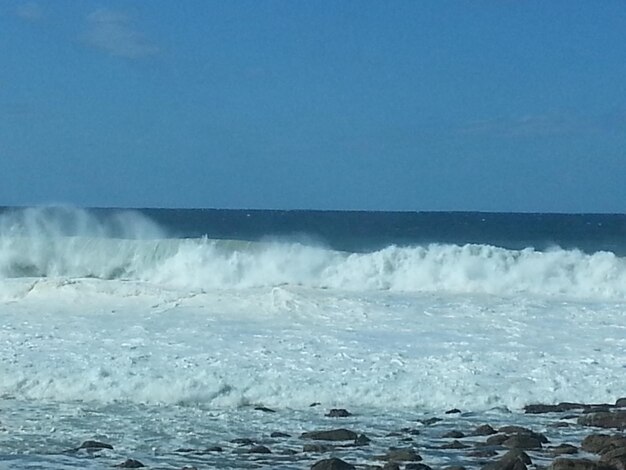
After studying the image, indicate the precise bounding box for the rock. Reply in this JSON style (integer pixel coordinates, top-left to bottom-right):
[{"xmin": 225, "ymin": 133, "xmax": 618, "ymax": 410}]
[
  {"xmin": 420, "ymin": 418, "xmax": 443, "ymax": 425},
  {"xmin": 230, "ymin": 437, "xmax": 255, "ymax": 445},
  {"xmin": 474, "ymin": 424, "xmax": 497, "ymax": 436},
  {"xmin": 486, "ymin": 434, "xmax": 509, "ymax": 446},
  {"xmin": 302, "ymin": 429, "xmax": 358, "ymax": 441},
  {"xmin": 581, "ymin": 434, "xmax": 626, "ymax": 454},
  {"xmin": 406, "ymin": 464, "xmax": 433, "ymax": 470},
  {"xmin": 355, "ymin": 434, "xmax": 372, "ymax": 446},
  {"xmin": 78, "ymin": 440, "xmax": 113, "ymax": 450},
  {"xmin": 202, "ymin": 446, "xmax": 223, "ymax": 453},
  {"xmin": 326, "ymin": 409, "xmax": 352, "ymax": 417},
  {"xmin": 498, "ymin": 427, "xmax": 548, "ymax": 443},
  {"xmin": 248, "ymin": 445, "xmax": 271, "ymax": 454},
  {"xmin": 382, "ymin": 464, "xmax": 401, "ymax": 470},
  {"xmin": 254, "ymin": 406, "xmax": 276, "ymax": 413},
  {"xmin": 583, "ymin": 406, "xmax": 614, "ymax": 414},
  {"xmin": 271, "ymin": 431, "xmax": 291, "ymax": 438},
  {"xmin": 599, "ymin": 446, "xmax": 626, "ymax": 470},
  {"xmin": 115, "ymin": 459, "xmax": 145, "ymax": 468},
  {"xmin": 401, "ymin": 427, "xmax": 421, "ymax": 436},
  {"xmin": 550, "ymin": 444, "xmax": 579, "ymax": 455},
  {"xmin": 180, "ymin": 467, "xmax": 198, "ymax": 470},
  {"xmin": 304, "ymin": 443, "xmax": 335, "ymax": 452},
  {"xmin": 470, "ymin": 449, "xmax": 499, "ymax": 458},
  {"xmin": 579, "ymin": 411, "xmax": 626, "ymax": 430},
  {"xmin": 379, "ymin": 447, "xmax": 422, "ymax": 462},
  {"xmin": 445, "ymin": 466, "xmax": 467, "ymax": 470},
  {"xmin": 483, "ymin": 449, "xmax": 531, "ymax": 470},
  {"xmin": 616, "ymin": 398, "xmax": 626, "ymax": 408},
  {"xmin": 311, "ymin": 457, "xmax": 356, "ymax": 470},
  {"xmin": 443, "ymin": 430, "xmax": 465, "ymax": 438},
  {"xmin": 446, "ymin": 408, "xmax": 462, "ymax": 414},
  {"xmin": 502, "ymin": 434, "xmax": 543, "ymax": 450},
  {"xmin": 310, "ymin": 402, "xmax": 322, "ymax": 407},
  {"xmin": 440, "ymin": 440, "xmax": 470, "ymax": 449},
  {"xmin": 524, "ymin": 403, "xmax": 586, "ymax": 414},
  {"xmin": 550, "ymin": 458, "xmax": 613, "ymax": 470}
]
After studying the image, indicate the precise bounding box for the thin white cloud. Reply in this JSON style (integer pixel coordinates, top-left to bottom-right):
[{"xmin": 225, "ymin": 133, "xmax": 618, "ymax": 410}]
[
  {"xmin": 84, "ymin": 8, "xmax": 159, "ymax": 59},
  {"xmin": 15, "ymin": 2, "xmax": 43, "ymax": 22}
]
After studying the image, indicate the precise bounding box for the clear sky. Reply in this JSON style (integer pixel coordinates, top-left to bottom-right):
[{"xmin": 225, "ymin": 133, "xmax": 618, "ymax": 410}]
[{"xmin": 1, "ymin": 0, "xmax": 625, "ymax": 212}]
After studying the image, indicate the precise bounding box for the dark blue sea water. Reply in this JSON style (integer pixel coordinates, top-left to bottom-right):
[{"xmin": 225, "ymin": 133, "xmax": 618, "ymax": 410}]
[
  {"xmin": 116, "ymin": 208, "xmax": 626, "ymax": 254},
  {"xmin": 2, "ymin": 207, "xmax": 625, "ymax": 254}
]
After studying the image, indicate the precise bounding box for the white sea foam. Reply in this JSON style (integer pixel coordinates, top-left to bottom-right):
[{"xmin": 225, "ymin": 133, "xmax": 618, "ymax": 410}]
[
  {"xmin": 1, "ymin": 235, "xmax": 626, "ymax": 299},
  {"xmin": 1, "ymin": 208, "xmax": 625, "ymax": 418}
]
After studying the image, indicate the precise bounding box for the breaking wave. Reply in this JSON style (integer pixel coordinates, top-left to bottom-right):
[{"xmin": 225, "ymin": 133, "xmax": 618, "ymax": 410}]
[{"xmin": 1, "ymin": 207, "xmax": 625, "ymax": 299}]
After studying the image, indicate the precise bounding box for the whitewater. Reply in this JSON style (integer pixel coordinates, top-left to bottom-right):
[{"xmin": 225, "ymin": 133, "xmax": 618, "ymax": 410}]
[{"xmin": 1, "ymin": 207, "xmax": 625, "ymax": 468}]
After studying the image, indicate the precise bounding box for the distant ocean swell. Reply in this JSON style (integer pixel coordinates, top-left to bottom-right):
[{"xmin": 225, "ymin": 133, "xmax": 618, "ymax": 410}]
[{"xmin": 0, "ymin": 207, "xmax": 625, "ymax": 298}]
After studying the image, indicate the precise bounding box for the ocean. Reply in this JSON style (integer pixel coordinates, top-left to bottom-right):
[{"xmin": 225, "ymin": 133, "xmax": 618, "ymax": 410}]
[{"xmin": 1, "ymin": 206, "xmax": 625, "ymax": 469}]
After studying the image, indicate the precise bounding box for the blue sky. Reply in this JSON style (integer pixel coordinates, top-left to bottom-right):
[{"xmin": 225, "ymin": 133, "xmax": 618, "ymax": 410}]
[{"xmin": 1, "ymin": 1, "xmax": 625, "ymax": 212}]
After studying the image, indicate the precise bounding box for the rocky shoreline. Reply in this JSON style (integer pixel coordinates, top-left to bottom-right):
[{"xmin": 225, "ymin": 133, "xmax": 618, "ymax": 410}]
[{"xmin": 44, "ymin": 398, "xmax": 626, "ymax": 470}]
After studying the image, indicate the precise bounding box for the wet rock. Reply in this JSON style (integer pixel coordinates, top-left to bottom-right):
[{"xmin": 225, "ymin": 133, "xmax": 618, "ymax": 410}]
[
  {"xmin": 445, "ymin": 466, "xmax": 467, "ymax": 470},
  {"xmin": 202, "ymin": 446, "xmax": 223, "ymax": 453},
  {"xmin": 583, "ymin": 406, "xmax": 614, "ymax": 414},
  {"xmin": 311, "ymin": 457, "xmax": 356, "ymax": 470},
  {"xmin": 550, "ymin": 444, "xmax": 579, "ymax": 455},
  {"xmin": 180, "ymin": 466, "xmax": 198, "ymax": 470},
  {"xmin": 310, "ymin": 402, "xmax": 322, "ymax": 407},
  {"xmin": 115, "ymin": 459, "xmax": 145, "ymax": 468},
  {"xmin": 599, "ymin": 446, "xmax": 626, "ymax": 470},
  {"xmin": 470, "ymin": 449, "xmax": 499, "ymax": 458},
  {"xmin": 446, "ymin": 408, "xmax": 462, "ymax": 414},
  {"xmin": 406, "ymin": 464, "xmax": 433, "ymax": 470},
  {"xmin": 254, "ymin": 406, "xmax": 276, "ymax": 413},
  {"xmin": 579, "ymin": 411, "xmax": 626, "ymax": 430},
  {"xmin": 616, "ymin": 398, "xmax": 626, "ymax": 408},
  {"xmin": 483, "ymin": 449, "xmax": 531, "ymax": 470},
  {"xmin": 581, "ymin": 434, "xmax": 626, "ymax": 454},
  {"xmin": 443, "ymin": 430, "xmax": 466, "ymax": 438},
  {"xmin": 499, "ymin": 427, "xmax": 548, "ymax": 444},
  {"xmin": 304, "ymin": 443, "xmax": 335, "ymax": 453},
  {"xmin": 474, "ymin": 424, "xmax": 498, "ymax": 436},
  {"xmin": 78, "ymin": 440, "xmax": 113, "ymax": 450},
  {"xmin": 302, "ymin": 429, "xmax": 358, "ymax": 441},
  {"xmin": 524, "ymin": 403, "xmax": 586, "ymax": 414},
  {"xmin": 441, "ymin": 440, "xmax": 470, "ymax": 449},
  {"xmin": 230, "ymin": 437, "xmax": 255, "ymax": 445},
  {"xmin": 401, "ymin": 427, "xmax": 421, "ymax": 436},
  {"xmin": 271, "ymin": 431, "xmax": 291, "ymax": 438},
  {"xmin": 502, "ymin": 434, "xmax": 543, "ymax": 450},
  {"xmin": 550, "ymin": 458, "xmax": 613, "ymax": 470},
  {"xmin": 326, "ymin": 409, "xmax": 352, "ymax": 417},
  {"xmin": 249, "ymin": 445, "xmax": 271, "ymax": 454},
  {"xmin": 382, "ymin": 464, "xmax": 400, "ymax": 470},
  {"xmin": 355, "ymin": 434, "xmax": 372, "ymax": 446},
  {"xmin": 486, "ymin": 434, "xmax": 509, "ymax": 446},
  {"xmin": 378, "ymin": 447, "xmax": 422, "ymax": 462},
  {"xmin": 420, "ymin": 418, "xmax": 443, "ymax": 426}
]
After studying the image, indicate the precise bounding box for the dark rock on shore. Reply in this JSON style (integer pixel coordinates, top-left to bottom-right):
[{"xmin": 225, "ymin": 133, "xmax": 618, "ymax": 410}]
[
  {"xmin": 524, "ymin": 403, "xmax": 587, "ymax": 414},
  {"xmin": 255, "ymin": 406, "xmax": 276, "ymax": 413},
  {"xmin": 420, "ymin": 418, "xmax": 443, "ymax": 425},
  {"xmin": 616, "ymin": 398, "xmax": 626, "ymax": 408},
  {"xmin": 550, "ymin": 458, "xmax": 613, "ymax": 470},
  {"xmin": 443, "ymin": 430, "xmax": 465, "ymax": 438},
  {"xmin": 326, "ymin": 409, "xmax": 352, "ymax": 417},
  {"xmin": 355, "ymin": 434, "xmax": 372, "ymax": 446},
  {"xmin": 311, "ymin": 457, "xmax": 356, "ymax": 470},
  {"xmin": 483, "ymin": 449, "xmax": 531, "ymax": 470},
  {"xmin": 578, "ymin": 411, "xmax": 626, "ymax": 430},
  {"xmin": 549, "ymin": 444, "xmax": 579, "ymax": 455},
  {"xmin": 377, "ymin": 447, "xmax": 422, "ymax": 462},
  {"xmin": 502, "ymin": 434, "xmax": 543, "ymax": 450},
  {"xmin": 231, "ymin": 437, "xmax": 255, "ymax": 445},
  {"xmin": 114, "ymin": 459, "xmax": 145, "ymax": 468},
  {"xmin": 248, "ymin": 445, "xmax": 272, "ymax": 454},
  {"xmin": 302, "ymin": 429, "xmax": 358, "ymax": 441},
  {"xmin": 446, "ymin": 409, "xmax": 462, "ymax": 414},
  {"xmin": 304, "ymin": 443, "xmax": 335, "ymax": 452},
  {"xmin": 581, "ymin": 434, "xmax": 626, "ymax": 454},
  {"xmin": 271, "ymin": 431, "xmax": 291, "ymax": 438},
  {"xmin": 78, "ymin": 440, "xmax": 113, "ymax": 450},
  {"xmin": 440, "ymin": 440, "xmax": 470, "ymax": 449},
  {"xmin": 406, "ymin": 464, "xmax": 433, "ymax": 470},
  {"xmin": 474, "ymin": 424, "xmax": 498, "ymax": 436}
]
